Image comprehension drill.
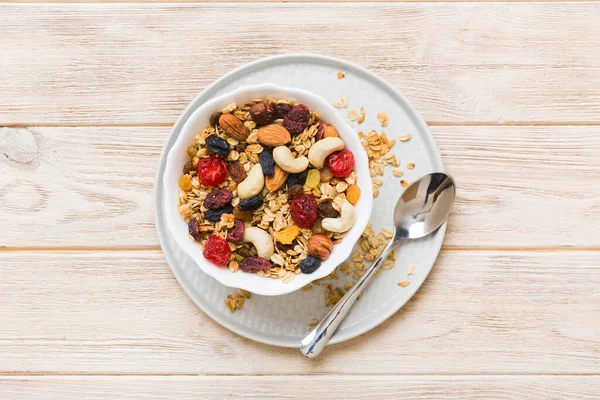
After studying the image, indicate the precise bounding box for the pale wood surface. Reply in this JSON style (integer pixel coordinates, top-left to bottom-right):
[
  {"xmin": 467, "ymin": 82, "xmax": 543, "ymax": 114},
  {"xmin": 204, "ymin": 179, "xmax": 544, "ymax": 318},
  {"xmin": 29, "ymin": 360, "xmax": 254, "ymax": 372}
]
[
  {"xmin": 1, "ymin": 376, "xmax": 599, "ymax": 400},
  {"xmin": 1, "ymin": 4, "xmax": 599, "ymax": 125},
  {"xmin": 1, "ymin": 1, "xmax": 599, "ymax": 398}
]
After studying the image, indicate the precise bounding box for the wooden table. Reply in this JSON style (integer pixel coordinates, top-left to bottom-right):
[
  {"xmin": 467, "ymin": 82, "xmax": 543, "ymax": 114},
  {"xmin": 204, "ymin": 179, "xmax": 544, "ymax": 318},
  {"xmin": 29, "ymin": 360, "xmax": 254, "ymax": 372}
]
[{"xmin": 1, "ymin": 2, "xmax": 599, "ymax": 398}]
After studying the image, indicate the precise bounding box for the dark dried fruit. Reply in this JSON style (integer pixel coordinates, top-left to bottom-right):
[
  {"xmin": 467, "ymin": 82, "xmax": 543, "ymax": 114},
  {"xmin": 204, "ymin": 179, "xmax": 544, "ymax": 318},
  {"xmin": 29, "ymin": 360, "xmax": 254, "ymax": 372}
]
[
  {"xmin": 204, "ymin": 188, "xmax": 232, "ymax": 210},
  {"xmin": 236, "ymin": 243, "xmax": 257, "ymax": 258},
  {"xmin": 326, "ymin": 149, "xmax": 355, "ymax": 178},
  {"xmin": 238, "ymin": 196, "xmax": 263, "ymax": 211},
  {"xmin": 206, "ymin": 135, "xmax": 231, "ymax": 157},
  {"xmin": 227, "ymin": 161, "xmax": 247, "ymax": 183},
  {"xmin": 299, "ymin": 256, "xmax": 321, "ymax": 274},
  {"xmin": 317, "ymin": 200, "xmax": 340, "ymax": 219},
  {"xmin": 235, "ymin": 142, "xmax": 248, "ymax": 153},
  {"xmin": 197, "ymin": 156, "xmax": 227, "ymax": 187},
  {"xmin": 227, "ymin": 219, "xmax": 245, "ymax": 243},
  {"xmin": 188, "ymin": 218, "xmax": 201, "ymax": 241},
  {"xmin": 258, "ymin": 148, "xmax": 275, "ymax": 176},
  {"xmin": 210, "ymin": 111, "xmax": 223, "ymax": 127},
  {"xmin": 274, "ymin": 103, "xmax": 292, "ymax": 119},
  {"xmin": 233, "ymin": 207, "xmax": 253, "ymax": 221},
  {"xmin": 288, "ymin": 184, "xmax": 304, "ymax": 197},
  {"xmin": 183, "ymin": 160, "xmax": 195, "ymax": 175},
  {"xmin": 287, "ymin": 170, "xmax": 308, "ymax": 188},
  {"xmin": 240, "ymin": 256, "xmax": 273, "ymax": 273},
  {"xmin": 203, "ymin": 234, "xmax": 231, "ymax": 267},
  {"xmin": 205, "ymin": 204, "xmax": 233, "ymax": 222},
  {"xmin": 276, "ymin": 240, "xmax": 296, "ymax": 252},
  {"xmin": 283, "ymin": 104, "xmax": 310, "ymax": 135},
  {"xmin": 250, "ymin": 103, "xmax": 275, "ymax": 126},
  {"xmin": 290, "ymin": 194, "xmax": 318, "ymax": 228},
  {"xmin": 311, "ymin": 218, "xmax": 325, "ymax": 235}
]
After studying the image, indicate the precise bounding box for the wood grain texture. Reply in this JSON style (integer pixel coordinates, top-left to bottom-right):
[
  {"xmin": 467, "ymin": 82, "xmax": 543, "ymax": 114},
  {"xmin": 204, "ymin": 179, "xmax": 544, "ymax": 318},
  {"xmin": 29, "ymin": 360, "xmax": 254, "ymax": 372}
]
[
  {"xmin": 1, "ymin": 250, "xmax": 598, "ymax": 374},
  {"xmin": 1, "ymin": 3, "xmax": 599, "ymax": 125},
  {"xmin": 1, "ymin": 126, "xmax": 598, "ymax": 249},
  {"xmin": 1, "ymin": 376, "xmax": 599, "ymax": 400}
]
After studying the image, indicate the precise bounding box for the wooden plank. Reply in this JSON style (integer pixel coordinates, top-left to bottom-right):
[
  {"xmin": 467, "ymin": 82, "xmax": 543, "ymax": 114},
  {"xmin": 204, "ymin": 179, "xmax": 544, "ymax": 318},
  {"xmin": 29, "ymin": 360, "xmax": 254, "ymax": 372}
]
[
  {"xmin": 1, "ymin": 3, "xmax": 599, "ymax": 125},
  {"xmin": 1, "ymin": 376, "xmax": 599, "ymax": 400},
  {"xmin": 0, "ymin": 250, "xmax": 598, "ymax": 374},
  {"xmin": 1, "ymin": 126, "xmax": 598, "ymax": 249}
]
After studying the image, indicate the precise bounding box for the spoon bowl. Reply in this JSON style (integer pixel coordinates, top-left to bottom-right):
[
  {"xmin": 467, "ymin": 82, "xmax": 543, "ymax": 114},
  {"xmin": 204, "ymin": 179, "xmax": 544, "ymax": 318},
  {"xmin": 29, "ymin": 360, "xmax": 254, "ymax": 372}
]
[{"xmin": 300, "ymin": 172, "xmax": 456, "ymax": 358}]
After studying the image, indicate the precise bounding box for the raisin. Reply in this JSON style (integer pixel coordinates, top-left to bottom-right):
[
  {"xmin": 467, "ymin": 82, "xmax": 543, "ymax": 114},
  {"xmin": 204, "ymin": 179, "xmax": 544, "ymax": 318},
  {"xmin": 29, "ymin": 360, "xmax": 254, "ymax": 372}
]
[
  {"xmin": 326, "ymin": 149, "xmax": 355, "ymax": 178},
  {"xmin": 206, "ymin": 136, "xmax": 231, "ymax": 157},
  {"xmin": 305, "ymin": 169, "xmax": 320, "ymax": 188},
  {"xmin": 227, "ymin": 219, "xmax": 245, "ymax": 243},
  {"xmin": 187, "ymin": 145, "xmax": 198, "ymax": 158},
  {"xmin": 203, "ymin": 235, "xmax": 231, "ymax": 267},
  {"xmin": 311, "ymin": 218, "xmax": 325, "ymax": 235},
  {"xmin": 210, "ymin": 111, "xmax": 223, "ymax": 127},
  {"xmin": 249, "ymin": 103, "xmax": 275, "ymax": 126},
  {"xmin": 197, "ymin": 156, "xmax": 227, "ymax": 187},
  {"xmin": 240, "ymin": 256, "xmax": 273, "ymax": 273},
  {"xmin": 276, "ymin": 240, "xmax": 296, "ymax": 253},
  {"xmin": 178, "ymin": 175, "xmax": 193, "ymax": 191},
  {"xmin": 283, "ymin": 104, "xmax": 310, "ymax": 135},
  {"xmin": 238, "ymin": 196, "xmax": 263, "ymax": 211},
  {"xmin": 290, "ymin": 194, "xmax": 318, "ymax": 228},
  {"xmin": 318, "ymin": 200, "xmax": 340, "ymax": 219},
  {"xmin": 258, "ymin": 149, "xmax": 275, "ymax": 176},
  {"xmin": 235, "ymin": 142, "xmax": 248, "ymax": 153},
  {"xmin": 204, "ymin": 188, "xmax": 232, "ymax": 210},
  {"xmin": 236, "ymin": 243, "xmax": 256, "ymax": 258},
  {"xmin": 274, "ymin": 103, "xmax": 292, "ymax": 119},
  {"xmin": 233, "ymin": 207, "xmax": 253, "ymax": 221},
  {"xmin": 205, "ymin": 204, "xmax": 233, "ymax": 222},
  {"xmin": 288, "ymin": 184, "xmax": 304, "ymax": 197},
  {"xmin": 299, "ymin": 256, "xmax": 321, "ymax": 274},
  {"xmin": 183, "ymin": 160, "xmax": 195, "ymax": 175},
  {"xmin": 287, "ymin": 170, "xmax": 307, "ymax": 188},
  {"xmin": 227, "ymin": 161, "xmax": 247, "ymax": 184},
  {"xmin": 188, "ymin": 218, "xmax": 201, "ymax": 241},
  {"xmin": 319, "ymin": 166, "xmax": 334, "ymax": 183}
]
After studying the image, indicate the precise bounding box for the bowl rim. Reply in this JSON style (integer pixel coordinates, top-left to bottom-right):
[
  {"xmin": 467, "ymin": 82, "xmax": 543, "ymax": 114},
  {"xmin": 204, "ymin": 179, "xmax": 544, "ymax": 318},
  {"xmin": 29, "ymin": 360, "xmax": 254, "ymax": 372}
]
[{"xmin": 161, "ymin": 83, "xmax": 373, "ymax": 296}]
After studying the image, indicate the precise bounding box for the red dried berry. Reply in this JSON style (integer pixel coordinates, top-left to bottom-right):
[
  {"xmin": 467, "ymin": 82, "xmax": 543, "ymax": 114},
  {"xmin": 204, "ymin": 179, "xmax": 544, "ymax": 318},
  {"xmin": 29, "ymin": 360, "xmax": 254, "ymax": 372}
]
[
  {"xmin": 326, "ymin": 149, "xmax": 355, "ymax": 178},
  {"xmin": 188, "ymin": 218, "xmax": 201, "ymax": 241},
  {"xmin": 204, "ymin": 188, "xmax": 232, "ymax": 210},
  {"xmin": 203, "ymin": 235, "xmax": 231, "ymax": 267},
  {"xmin": 227, "ymin": 219, "xmax": 245, "ymax": 243},
  {"xmin": 197, "ymin": 156, "xmax": 227, "ymax": 187},
  {"xmin": 283, "ymin": 104, "xmax": 310, "ymax": 135},
  {"xmin": 274, "ymin": 103, "xmax": 292, "ymax": 119},
  {"xmin": 290, "ymin": 194, "xmax": 318, "ymax": 228},
  {"xmin": 239, "ymin": 256, "xmax": 273, "ymax": 273}
]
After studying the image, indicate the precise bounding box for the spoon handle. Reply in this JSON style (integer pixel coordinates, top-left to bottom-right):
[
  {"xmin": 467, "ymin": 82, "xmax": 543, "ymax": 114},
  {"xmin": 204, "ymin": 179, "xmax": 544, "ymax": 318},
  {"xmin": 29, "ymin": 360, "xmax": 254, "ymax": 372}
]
[{"xmin": 300, "ymin": 239, "xmax": 399, "ymax": 358}]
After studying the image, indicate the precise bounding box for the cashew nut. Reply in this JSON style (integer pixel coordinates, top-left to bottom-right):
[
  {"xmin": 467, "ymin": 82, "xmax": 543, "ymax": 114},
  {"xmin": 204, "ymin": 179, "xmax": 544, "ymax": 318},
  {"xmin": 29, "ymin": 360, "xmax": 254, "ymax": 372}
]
[
  {"xmin": 273, "ymin": 146, "xmax": 309, "ymax": 173},
  {"xmin": 243, "ymin": 227, "xmax": 274, "ymax": 259},
  {"xmin": 237, "ymin": 164, "xmax": 264, "ymax": 199},
  {"xmin": 307, "ymin": 137, "xmax": 345, "ymax": 168},
  {"xmin": 322, "ymin": 200, "xmax": 356, "ymax": 233}
]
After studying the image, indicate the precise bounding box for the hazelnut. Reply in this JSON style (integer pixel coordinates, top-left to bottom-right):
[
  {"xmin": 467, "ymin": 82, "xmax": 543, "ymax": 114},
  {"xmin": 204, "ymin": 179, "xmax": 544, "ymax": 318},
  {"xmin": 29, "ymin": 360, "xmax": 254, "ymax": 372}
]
[
  {"xmin": 307, "ymin": 234, "xmax": 334, "ymax": 261},
  {"xmin": 250, "ymin": 103, "xmax": 275, "ymax": 126},
  {"xmin": 315, "ymin": 123, "xmax": 339, "ymax": 141}
]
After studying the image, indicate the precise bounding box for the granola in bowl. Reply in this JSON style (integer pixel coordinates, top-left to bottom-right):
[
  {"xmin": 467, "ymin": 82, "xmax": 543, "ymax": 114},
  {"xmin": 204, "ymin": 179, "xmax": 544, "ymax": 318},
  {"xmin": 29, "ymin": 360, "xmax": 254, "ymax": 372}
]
[{"xmin": 177, "ymin": 98, "xmax": 362, "ymax": 282}]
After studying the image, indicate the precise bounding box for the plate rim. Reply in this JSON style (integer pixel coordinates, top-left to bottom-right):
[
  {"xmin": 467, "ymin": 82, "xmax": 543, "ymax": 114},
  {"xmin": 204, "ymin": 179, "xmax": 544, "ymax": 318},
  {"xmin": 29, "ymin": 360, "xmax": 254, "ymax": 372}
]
[{"xmin": 154, "ymin": 53, "xmax": 446, "ymax": 348}]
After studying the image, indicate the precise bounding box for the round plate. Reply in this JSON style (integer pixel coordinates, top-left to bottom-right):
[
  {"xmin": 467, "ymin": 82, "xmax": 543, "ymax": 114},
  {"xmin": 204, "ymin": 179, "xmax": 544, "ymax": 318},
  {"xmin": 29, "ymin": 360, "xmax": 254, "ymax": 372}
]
[{"xmin": 155, "ymin": 54, "xmax": 445, "ymax": 347}]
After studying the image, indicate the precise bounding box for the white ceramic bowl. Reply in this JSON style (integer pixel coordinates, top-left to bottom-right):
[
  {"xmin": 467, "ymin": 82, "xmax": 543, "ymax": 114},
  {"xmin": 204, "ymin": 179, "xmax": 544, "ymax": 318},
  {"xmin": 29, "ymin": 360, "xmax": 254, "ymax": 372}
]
[{"xmin": 162, "ymin": 84, "xmax": 372, "ymax": 296}]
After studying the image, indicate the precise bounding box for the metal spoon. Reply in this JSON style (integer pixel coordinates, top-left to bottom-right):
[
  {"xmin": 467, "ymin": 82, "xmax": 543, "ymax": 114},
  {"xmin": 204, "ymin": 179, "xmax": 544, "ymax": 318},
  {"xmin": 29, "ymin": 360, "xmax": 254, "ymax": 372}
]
[{"xmin": 300, "ymin": 172, "xmax": 456, "ymax": 358}]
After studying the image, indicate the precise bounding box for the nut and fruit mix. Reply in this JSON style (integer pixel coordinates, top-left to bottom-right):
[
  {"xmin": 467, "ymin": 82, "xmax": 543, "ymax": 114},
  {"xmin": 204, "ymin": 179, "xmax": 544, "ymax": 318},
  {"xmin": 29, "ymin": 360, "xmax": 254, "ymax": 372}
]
[{"xmin": 177, "ymin": 99, "xmax": 360, "ymax": 282}]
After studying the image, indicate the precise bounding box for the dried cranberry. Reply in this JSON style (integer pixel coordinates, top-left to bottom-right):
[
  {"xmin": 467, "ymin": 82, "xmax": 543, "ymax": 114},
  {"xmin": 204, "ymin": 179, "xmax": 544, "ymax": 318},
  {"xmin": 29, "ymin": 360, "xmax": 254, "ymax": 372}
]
[
  {"xmin": 274, "ymin": 103, "xmax": 292, "ymax": 119},
  {"xmin": 290, "ymin": 194, "xmax": 318, "ymax": 228},
  {"xmin": 326, "ymin": 149, "xmax": 354, "ymax": 178},
  {"xmin": 197, "ymin": 156, "xmax": 227, "ymax": 187},
  {"xmin": 283, "ymin": 104, "xmax": 310, "ymax": 135},
  {"xmin": 188, "ymin": 218, "xmax": 201, "ymax": 241},
  {"xmin": 203, "ymin": 235, "xmax": 231, "ymax": 267},
  {"xmin": 239, "ymin": 256, "xmax": 273, "ymax": 273},
  {"xmin": 227, "ymin": 219, "xmax": 245, "ymax": 243},
  {"xmin": 299, "ymin": 256, "xmax": 321, "ymax": 274},
  {"xmin": 205, "ymin": 204, "xmax": 233, "ymax": 222},
  {"xmin": 204, "ymin": 188, "xmax": 233, "ymax": 210}
]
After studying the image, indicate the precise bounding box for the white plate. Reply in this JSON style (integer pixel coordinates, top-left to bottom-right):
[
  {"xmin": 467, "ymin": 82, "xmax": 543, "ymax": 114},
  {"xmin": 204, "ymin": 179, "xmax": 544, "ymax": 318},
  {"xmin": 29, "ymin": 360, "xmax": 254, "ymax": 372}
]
[{"xmin": 155, "ymin": 54, "xmax": 446, "ymax": 347}]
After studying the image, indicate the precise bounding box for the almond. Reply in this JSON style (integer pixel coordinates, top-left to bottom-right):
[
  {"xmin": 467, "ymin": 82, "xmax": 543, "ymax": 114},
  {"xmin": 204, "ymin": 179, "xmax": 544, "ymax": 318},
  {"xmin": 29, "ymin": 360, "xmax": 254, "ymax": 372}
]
[
  {"xmin": 257, "ymin": 124, "xmax": 291, "ymax": 147},
  {"xmin": 265, "ymin": 165, "xmax": 288, "ymax": 192},
  {"xmin": 219, "ymin": 114, "xmax": 249, "ymax": 141}
]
